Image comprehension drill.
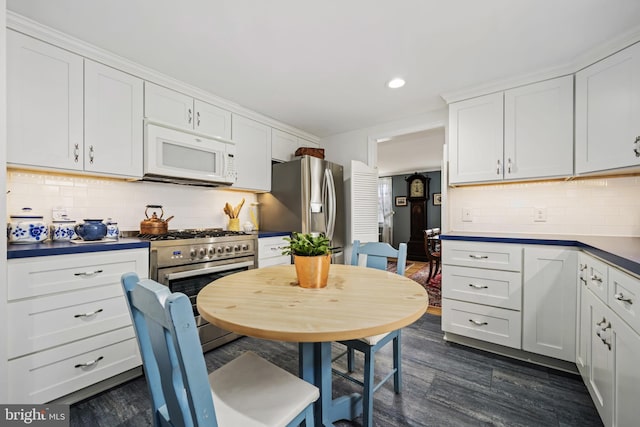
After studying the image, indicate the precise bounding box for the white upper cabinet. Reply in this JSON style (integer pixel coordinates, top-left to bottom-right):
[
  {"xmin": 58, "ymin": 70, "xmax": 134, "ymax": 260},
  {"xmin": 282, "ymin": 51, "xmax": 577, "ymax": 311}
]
[
  {"xmin": 272, "ymin": 129, "xmax": 319, "ymax": 162},
  {"xmin": 144, "ymin": 82, "xmax": 231, "ymax": 140},
  {"xmin": 84, "ymin": 60, "xmax": 143, "ymax": 177},
  {"xmin": 7, "ymin": 31, "xmax": 143, "ymax": 178},
  {"xmin": 504, "ymin": 76, "xmax": 574, "ymax": 180},
  {"xmin": 232, "ymin": 115, "xmax": 272, "ymax": 192},
  {"xmin": 272, "ymin": 128, "xmax": 301, "ymax": 162},
  {"xmin": 449, "ymin": 76, "xmax": 574, "ymax": 184},
  {"xmin": 575, "ymin": 42, "xmax": 640, "ymax": 174},
  {"xmin": 7, "ymin": 30, "xmax": 84, "ymax": 171},
  {"xmin": 449, "ymin": 92, "xmax": 504, "ymax": 183}
]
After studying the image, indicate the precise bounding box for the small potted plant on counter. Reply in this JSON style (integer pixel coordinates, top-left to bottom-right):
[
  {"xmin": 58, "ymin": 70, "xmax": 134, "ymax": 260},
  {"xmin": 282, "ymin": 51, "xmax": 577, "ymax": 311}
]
[{"xmin": 282, "ymin": 232, "xmax": 332, "ymax": 288}]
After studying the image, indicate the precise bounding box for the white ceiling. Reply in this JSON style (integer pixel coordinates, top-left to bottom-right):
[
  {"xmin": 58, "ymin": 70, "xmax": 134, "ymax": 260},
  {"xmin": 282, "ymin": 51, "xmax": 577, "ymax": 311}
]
[
  {"xmin": 7, "ymin": 1, "xmax": 640, "ymax": 138},
  {"xmin": 377, "ymin": 128, "xmax": 445, "ymax": 177}
]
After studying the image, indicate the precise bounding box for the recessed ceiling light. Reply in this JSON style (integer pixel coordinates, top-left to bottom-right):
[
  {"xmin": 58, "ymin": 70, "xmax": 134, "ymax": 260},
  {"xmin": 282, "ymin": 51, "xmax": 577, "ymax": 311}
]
[{"xmin": 387, "ymin": 78, "xmax": 405, "ymax": 89}]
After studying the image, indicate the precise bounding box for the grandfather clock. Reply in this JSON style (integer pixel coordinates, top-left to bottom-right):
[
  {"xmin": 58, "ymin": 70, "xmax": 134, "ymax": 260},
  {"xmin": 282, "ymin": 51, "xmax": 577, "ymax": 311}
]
[{"xmin": 405, "ymin": 173, "xmax": 430, "ymax": 261}]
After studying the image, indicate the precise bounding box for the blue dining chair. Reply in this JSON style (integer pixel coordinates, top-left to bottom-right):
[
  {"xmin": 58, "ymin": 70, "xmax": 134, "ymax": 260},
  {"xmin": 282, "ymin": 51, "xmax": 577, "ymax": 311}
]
[
  {"xmin": 121, "ymin": 272, "xmax": 319, "ymax": 427},
  {"xmin": 333, "ymin": 240, "xmax": 408, "ymax": 427}
]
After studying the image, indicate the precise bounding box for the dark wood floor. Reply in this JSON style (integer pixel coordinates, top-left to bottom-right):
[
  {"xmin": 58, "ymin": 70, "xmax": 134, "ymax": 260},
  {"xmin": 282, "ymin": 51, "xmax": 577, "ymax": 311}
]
[{"xmin": 70, "ymin": 314, "xmax": 603, "ymax": 426}]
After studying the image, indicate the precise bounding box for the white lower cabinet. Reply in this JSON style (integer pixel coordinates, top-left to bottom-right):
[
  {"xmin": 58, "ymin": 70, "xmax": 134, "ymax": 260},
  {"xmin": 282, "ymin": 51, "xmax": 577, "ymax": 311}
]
[
  {"xmin": 522, "ymin": 247, "xmax": 577, "ymax": 361},
  {"xmin": 7, "ymin": 248, "xmax": 149, "ymax": 403},
  {"xmin": 443, "ymin": 242, "xmax": 577, "ymax": 360},
  {"xmin": 442, "ymin": 241, "xmax": 523, "ymax": 349},
  {"xmin": 577, "ymin": 251, "xmax": 640, "ymax": 427},
  {"xmin": 258, "ymin": 235, "xmax": 291, "ymax": 268}
]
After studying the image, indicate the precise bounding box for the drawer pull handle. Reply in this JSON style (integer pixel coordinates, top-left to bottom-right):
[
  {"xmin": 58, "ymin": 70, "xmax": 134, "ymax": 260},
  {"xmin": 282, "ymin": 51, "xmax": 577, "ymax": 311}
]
[
  {"xmin": 74, "ymin": 356, "xmax": 104, "ymax": 368},
  {"xmin": 469, "ymin": 319, "xmax": 488, "ymax": 326},
  {"xmin": 590, "ymin": 275, "xmax": 602, "ymax": 283},
  {"xmin": 74, "ymin": 269, "xmax": 104, "ymax": 277},
  {"xmin": 469, "ymin": 255, "xmax": 488, "ymax": 259},
  {"xmin": 614, "ymin": 293, "xmax": 633, "ymax": 304},
  {"xmin": 596, "ymin": 317, "xmax": 607, "ymax": 327},
  {"xmin": 468, "ymin": 283, "xmax": 488, "ymax": 289},
  {"xmin": 74, "ymin": 308, "xmax": 104, "ymax": 318}
]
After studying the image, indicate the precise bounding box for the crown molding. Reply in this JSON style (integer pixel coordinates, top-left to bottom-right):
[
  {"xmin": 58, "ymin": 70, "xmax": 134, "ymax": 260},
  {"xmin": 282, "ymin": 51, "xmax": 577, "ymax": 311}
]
[
  {"xmin": 6, "ymin": 11, "xmax": 320, "ymax": 143},
  {"xmin": 441, "ymin": 24, "xmax": 640, "ymax": 104}
]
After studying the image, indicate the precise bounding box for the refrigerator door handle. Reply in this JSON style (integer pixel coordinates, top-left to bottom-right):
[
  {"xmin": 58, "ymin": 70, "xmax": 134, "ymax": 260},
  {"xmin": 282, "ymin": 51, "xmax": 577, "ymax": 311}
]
[{"xmin": 324, "ymin": 168, "xmax": 337, "ymax": 241}]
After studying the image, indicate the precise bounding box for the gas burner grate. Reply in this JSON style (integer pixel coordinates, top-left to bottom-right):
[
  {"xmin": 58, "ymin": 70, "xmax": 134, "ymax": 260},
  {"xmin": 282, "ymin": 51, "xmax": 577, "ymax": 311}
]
[{"xmin": 137, "ymin": 229, "xmax": 250, "ymax": 241}]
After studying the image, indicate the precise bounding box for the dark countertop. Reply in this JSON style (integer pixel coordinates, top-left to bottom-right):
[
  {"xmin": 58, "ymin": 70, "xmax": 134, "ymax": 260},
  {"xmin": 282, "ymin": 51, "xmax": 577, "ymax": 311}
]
[
  {"xmin": 256, "ymin": 231, "xmax": 291, "ymax": 238},
  {"xmin": 7, "ymin": 238, "xmax": 150, "ymax": 259},
  {"xmin": 440, "ymin": 231, "xmax": 640, "ymax": 276}
]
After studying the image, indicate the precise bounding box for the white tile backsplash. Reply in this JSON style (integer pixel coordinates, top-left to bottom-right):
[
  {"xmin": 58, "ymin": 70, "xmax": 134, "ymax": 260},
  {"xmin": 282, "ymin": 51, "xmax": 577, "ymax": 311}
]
[
  {"xmin": 6, "ymin": 170, "xmax": 257, "ymax": 232},
  {"xmin": 449, "ymin": 176, "xmax": 640, "ymax": 236}
]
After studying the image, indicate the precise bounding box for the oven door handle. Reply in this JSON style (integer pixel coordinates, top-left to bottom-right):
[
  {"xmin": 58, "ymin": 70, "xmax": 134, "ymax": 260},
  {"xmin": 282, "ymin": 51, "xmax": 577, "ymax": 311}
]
[{"xmin": 164, "ymin": 261, "xmax": 255, "ymax": 281}]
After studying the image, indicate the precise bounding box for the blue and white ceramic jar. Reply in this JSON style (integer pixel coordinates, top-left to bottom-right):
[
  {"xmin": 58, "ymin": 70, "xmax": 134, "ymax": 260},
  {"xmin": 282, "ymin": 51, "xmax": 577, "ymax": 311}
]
[
  {"xmin": 105, "ymin": 218, "xmax": 119, "ymax": 240},
  {"xmin": 75, "ymin": 219, "xmax": 107, "ymax": 241},
  {"xmin": 8, "ymin": 208, "xmax": 48, "ymax": 243},
  {"xmin": 51, "ymin": 218, "xmax": 76, "ymax": 241}
]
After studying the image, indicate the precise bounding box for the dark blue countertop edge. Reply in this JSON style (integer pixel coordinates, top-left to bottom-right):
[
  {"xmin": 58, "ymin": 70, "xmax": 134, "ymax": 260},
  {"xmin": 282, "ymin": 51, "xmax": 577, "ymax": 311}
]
[
  {"xmin": 8, "ymin": 239, "xmax": 150, "ymax": 259},
  {"xmin": 257, "ymin": 231, "xmax": 291, "ymax": 238},
  {"xmin": 440, "ymin": 232, "xmax": 640, "ymax": 277}
]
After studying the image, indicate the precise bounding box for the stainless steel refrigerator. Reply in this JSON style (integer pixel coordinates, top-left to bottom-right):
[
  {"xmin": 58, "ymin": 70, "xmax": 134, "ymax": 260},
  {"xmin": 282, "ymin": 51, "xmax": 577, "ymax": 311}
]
[{"xmin": 259, "ymin": 155, "xmax": 345, "ymax": 264}]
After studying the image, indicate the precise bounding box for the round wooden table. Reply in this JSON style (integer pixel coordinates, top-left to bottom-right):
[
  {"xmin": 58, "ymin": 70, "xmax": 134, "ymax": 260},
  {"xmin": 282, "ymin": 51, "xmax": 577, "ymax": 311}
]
[{"xmin": 197, "ymin": 264, "xmax": 428, "ymax": 427}]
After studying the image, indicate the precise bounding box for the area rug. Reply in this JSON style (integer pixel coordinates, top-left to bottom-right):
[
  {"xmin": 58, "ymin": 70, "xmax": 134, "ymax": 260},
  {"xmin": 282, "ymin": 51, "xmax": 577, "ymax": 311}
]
[
  {"xmin": 409, "ymin": 266, "xmax": 442, "ymax": 308},
  {"xmin": 386, "ymin": 261, "xmax": 441, "ymax": 307}
]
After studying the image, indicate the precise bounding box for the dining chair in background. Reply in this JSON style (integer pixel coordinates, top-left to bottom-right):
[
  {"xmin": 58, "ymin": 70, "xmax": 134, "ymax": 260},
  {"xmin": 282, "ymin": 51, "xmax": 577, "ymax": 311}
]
[
  {"xmin": 423, "ymin": 228, "xmax": 441, "ymax": 282},
  {"xmin": 332, "ymin": 240, "xmax": 408, "ymax": 427},
  {"xmin": 121, "ymin": 272, "xmax": 319, "ymax": 427}
]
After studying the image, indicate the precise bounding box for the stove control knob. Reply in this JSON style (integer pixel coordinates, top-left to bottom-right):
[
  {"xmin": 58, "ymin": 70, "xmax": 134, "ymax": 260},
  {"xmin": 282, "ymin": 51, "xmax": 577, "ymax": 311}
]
[
  {"xmin": 241, "ymin": 244, "xmax": 249, "ymax": 251},
  {"xmin": 198, "ymin": 248, "xmax": 206, "ymax": 257},
  {"xmin": 233, "ymin": 245, "xmax": 240, "ymax": 251},
  {"xmin": 217, "ymin": 246, "xmax": 224, "ymax": 254},
  {"xmin": 208, "ymin": 247, "xmax": 214, "ymax": 256},
  {"xmin": 189, "ymin": 249, "xmax": 197, "ymax": 258},
  {"xmin": 225, "ymin": 246, "xmax": 232, "ymax": 253}
]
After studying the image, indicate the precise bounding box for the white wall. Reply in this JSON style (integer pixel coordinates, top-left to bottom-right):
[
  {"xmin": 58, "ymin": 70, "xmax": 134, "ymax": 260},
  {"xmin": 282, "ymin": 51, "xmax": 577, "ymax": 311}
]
[
  {"xmin": 449, "ymin": 176, "xmax": 640, "ymax": 236},
  {"xmin": 6, "ymin": 170, "xmax": 257, "ymax": 232}
]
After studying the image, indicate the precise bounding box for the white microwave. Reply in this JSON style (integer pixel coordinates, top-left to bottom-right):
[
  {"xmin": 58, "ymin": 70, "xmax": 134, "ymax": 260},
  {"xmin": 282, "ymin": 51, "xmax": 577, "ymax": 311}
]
[{"xmin": 144, "ymin": 124, "xmax": 237, "ymax": 186}]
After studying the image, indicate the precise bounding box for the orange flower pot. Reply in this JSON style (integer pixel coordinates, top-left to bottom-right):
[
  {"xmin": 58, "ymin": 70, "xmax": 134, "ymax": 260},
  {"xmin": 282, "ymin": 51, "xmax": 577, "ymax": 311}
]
[{"xmin": 294, "ymin": 254, "xmax": 331, "ymax": 288}]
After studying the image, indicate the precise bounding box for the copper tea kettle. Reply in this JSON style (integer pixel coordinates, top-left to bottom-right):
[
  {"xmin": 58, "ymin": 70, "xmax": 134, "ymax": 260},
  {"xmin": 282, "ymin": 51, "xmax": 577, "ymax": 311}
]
[{"xmin": 140, "ymin": 205, "xmax": 174, "ymax": 235}]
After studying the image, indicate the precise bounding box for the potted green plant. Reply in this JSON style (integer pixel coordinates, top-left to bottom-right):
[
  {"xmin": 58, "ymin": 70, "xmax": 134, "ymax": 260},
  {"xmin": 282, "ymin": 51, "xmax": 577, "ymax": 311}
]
[{"xmin": 282, "ymin": 232, "xmax": 332, "ymax": 288}]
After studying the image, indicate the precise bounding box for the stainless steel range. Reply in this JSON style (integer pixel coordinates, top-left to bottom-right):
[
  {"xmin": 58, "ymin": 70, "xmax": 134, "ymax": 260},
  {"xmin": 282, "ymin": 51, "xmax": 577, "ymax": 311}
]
[{"xmin": 140, "ymin": 229, "xmax": 257, "ymax": 352}]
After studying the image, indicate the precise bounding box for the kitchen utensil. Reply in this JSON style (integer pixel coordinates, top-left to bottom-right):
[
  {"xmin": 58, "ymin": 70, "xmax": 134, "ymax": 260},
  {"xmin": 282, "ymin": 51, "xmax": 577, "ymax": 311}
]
[
  {"xmin": 8, "ymin": 207, "xmax": 48, "ymax": 243},
  {"xmin": 140, "ymin": 205, "xmax": 174, "ymax": 235},
  {"xmin": 75, "ymin": 219, "xmax": 108, "ymax": 241}
]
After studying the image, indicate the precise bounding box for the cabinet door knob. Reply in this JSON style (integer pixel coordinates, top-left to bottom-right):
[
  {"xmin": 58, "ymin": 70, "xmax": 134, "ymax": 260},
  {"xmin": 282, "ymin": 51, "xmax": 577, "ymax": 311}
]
[
  {"xmin": 197, "ymin": 111, "xmax": 201, "ymax": 126},
  {"xmin": 496, "ymin": 159, "xmax": 501, "ymax": 175},
  {"xmin": 74, "ymin": 144, "xmax": 80, "ymax": 163},
  {"xmin": 614, "ymin": 293, "xmax": 633, "ymax": 304},
  {"xmin": 74, "ymin": 308, "xmax": 104, "ymax": 318},
  {"xmin": 634, "ymin": 136, "xmax": 640, "ymax": 157},
  {"xmin": 507, "ymin": 158, "xmax": 512, "ymax": 174},
  {"xmin": 74, "ymin": 356, "xmax": 104, "ymax": 368},
  {"xmin": 188, "ymin": 108, "xmax": 192, "ymax": 124},
  {"xmin": 89, "ymin": 145, "xmax": 95, "ymax": 164}
]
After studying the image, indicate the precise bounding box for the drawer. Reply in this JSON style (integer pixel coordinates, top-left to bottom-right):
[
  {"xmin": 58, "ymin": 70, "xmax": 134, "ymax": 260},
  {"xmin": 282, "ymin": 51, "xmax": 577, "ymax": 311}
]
[
  {"xmin": 442, "ymin": 241, "xmax": 522, "ymax": 272},
  {"xmin": 258, "ymin": 255, "xmax": 291, "ymax": 268},
  {"xmin": 258, "ymin": 236, "xmax": 290, "ymax": 261},
  {"xmin": 584, "ymin": 253, "xmax": 609, "ymax": 304},
  {"xmin": 7, "ymin": 327, "xmax": 141, "ymax": 404},
  {"xmin": 442, "ymin": 299, "xmax": 521, "ymax": 349},
  {"xmin": 8, "ymin": 248, "xmax": 149, "ymax": 300},
  {"xmin": 7, "ymin": 284, "xmax": 132, "ymax": 358},
  {"xmin": 442, "ymin": 265, "xmax": 522, "ymax": 310},
  {"xmin": 609, "ymin": 267, "xmax": 640, "ymax": 335}
]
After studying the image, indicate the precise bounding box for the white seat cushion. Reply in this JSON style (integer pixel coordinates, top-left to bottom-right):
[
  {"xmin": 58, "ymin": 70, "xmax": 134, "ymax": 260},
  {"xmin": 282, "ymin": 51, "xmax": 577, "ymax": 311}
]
[
  {"xmin": 209, "ymin": 351, "xmax": 319, "ymax": 427},
  {"xmin": 359, "ymin": 332, "xmax": 391, "ymax": 346}
]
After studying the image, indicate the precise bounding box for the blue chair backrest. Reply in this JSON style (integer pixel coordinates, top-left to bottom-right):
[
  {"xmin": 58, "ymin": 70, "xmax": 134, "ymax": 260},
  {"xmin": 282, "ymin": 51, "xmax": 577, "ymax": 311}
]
[
  {"xmin": 122, "ymin": 272, "xmax": 218, "ymax": 427},
  {"xmin": 351, "ymin": 240, "xmax": 408, "ymax": 275}
]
